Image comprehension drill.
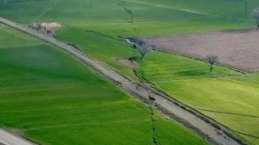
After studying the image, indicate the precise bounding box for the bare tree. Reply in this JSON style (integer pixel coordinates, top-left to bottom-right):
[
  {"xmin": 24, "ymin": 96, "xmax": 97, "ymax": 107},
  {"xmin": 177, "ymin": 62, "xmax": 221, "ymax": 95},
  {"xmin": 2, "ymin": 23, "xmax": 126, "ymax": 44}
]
[
  {"xmin": 137, "ymin": 44, "xmax": 151, "ymax": 59},
  {"xmin": 130, "ymin": 40, "xmax": 151, "ymax": 60},
  {"xmin": 252, "ymin": 8, "xmax": 259, "ymax": 30},
  {"xmin": 206, "ymin": 55, "xmax": 218, "ymax": 73}
]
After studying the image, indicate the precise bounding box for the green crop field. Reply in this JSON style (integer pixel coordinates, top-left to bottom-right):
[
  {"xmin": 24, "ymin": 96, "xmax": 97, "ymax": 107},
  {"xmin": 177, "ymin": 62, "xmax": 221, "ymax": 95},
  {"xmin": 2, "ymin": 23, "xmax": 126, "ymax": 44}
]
[
  {"xmin": 137, "ymin": 52, "xmax": 259, "ymax": 145},
  {"xmin": 0, "ymin": 25, "xmax": 209, "ymax": 145},
  {"xmin": 1, "ymin": 0, "xmax": 259, "ymax": 145},
  {"xmin": 0, "ymin": 0, "xmax": 256, "ymax": 36},
  {"xmin": 56, "ymin": 30, "xmax": 259, "ymax": 145}
]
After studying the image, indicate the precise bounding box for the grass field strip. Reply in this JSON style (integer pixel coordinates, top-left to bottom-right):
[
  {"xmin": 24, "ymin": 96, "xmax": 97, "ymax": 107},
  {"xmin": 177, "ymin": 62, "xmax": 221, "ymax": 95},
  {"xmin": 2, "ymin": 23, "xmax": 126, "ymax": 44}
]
[
  {"xmin": 32, "ymin": 0, "xmax": 62, "ymax": 22},
  {"xmin": 2, "ymin": 104, "xmax": 145, "ymax": 123},
  {"xmin": 0, "ymin": 43, "xmax": 39, "ymax": 49},
  {"xmin": 124, "ymin": 0, "xmax": 215, "ymax": 16},
  {"xmin": 0, "ymin": 102, "xmax": 132, "ymax": 116},
  {"xmin": 74, "ymin": 18, "xmax": 194, "ymax": 26},
  {"xmin": 0, "ymin": 94, "xmax": 92, "ymax": 104},
  {"xmin": 124, "ymin": 0, "xmax": 251, "ymax": 21},
  {"xmin": 2, "ymin": 111, "xmax": 140, "ymax": 125},
  {"xmin": 24, "ymin": 119, "xmax": 151, "ymax": 131},
  {"xmin": 0, "ymin": 100, "xmax": 129, "ymax": 114},
  {"xmin": 0, "ymin": 76, "xmax": 46, "ymax": 81},
  {"xmin": 0, "ymin": 86, "xmax": 86, "ymax": 95},
  {"xmin": 18, "ymin": 114, "xmax": 148, "ymax": 126},
  {"xmin": 18, "ymin": 114, "xmax": 149, "ymax": 128},
  {"xmin": 194, "ymin": 108, "xmax": 259, "ymax": 118}
]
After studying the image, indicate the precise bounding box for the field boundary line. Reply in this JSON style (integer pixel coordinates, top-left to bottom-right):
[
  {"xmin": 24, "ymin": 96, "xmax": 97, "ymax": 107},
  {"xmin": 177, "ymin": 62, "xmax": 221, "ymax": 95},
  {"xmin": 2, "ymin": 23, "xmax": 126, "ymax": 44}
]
[
  {"xmin": 152, "ymin": 49, "xmax": 249, "ymax": 75},
  {"xmin": 124, "ymin": 0, "xmax": 250, "ymax": 21},
  {"xmin": 0, "ymin": 17, "xmax": 247, "ymax": 145},
  {"xmin": 32, "ymin": 0, "xmax": 62, "ymax": 22},
  {"xmin": 123, "ymin": 0, "xmax": 217, "ymax": 16},
  {"xmin": 1, "ymin": 100, "xmax": 128, "ymax": 114},
  {"xmin": 24, "ymin": 119, "xmax": 150, "ymax": 131}
]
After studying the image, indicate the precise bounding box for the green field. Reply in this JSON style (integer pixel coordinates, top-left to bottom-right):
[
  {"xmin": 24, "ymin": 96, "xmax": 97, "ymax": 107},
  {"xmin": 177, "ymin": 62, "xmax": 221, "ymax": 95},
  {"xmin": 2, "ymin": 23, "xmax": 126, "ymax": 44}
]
[
  {"xmin": 0, "ymin": 25, "xmax": 209, "ymax": 145},
  {"xmin": 1, "ymin": 0, "xmax": 259, "ymax": 145},
  {"xmin": 0, "ymin": 0, "xmax": 255, "ymax": 36},
  {"xmin": 56, "ymin": 30, "xmax": 259, "ymax": 145},
  {"xmin": 138, "ymin": 52, "xmax": 259, "ymax": 145}
]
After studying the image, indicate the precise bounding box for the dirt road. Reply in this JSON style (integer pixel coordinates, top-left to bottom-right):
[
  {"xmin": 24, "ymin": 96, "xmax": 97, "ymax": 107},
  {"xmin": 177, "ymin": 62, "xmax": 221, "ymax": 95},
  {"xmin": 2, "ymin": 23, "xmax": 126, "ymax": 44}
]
[{"xmin": 0, "ymin": 17, "xmax": 246, "ymax": 145}]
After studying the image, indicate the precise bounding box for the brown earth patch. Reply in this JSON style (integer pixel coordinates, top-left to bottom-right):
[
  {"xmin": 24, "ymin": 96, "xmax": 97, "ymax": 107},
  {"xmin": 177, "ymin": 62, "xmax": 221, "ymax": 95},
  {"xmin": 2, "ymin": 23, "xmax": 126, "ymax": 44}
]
[
  {"xmin": 116, "ymin": 58, "xmax": 138, "ymax": 69},
  {"xmin": 40, "ymin": 22, "xmax": 62, "ymax": 33},
  {"xmin": 28, "ymin": 22, "xmax": 62, "ymax": 35},
  {"xmin": 141, "ymin": 29, "xmax": 259, "ymax": 73}
]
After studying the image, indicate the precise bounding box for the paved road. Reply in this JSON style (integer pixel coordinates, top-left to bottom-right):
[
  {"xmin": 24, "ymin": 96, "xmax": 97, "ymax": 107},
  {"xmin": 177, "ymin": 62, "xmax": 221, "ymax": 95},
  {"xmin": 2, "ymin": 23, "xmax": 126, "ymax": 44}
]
[
  {"xmin": 0, "ymin": 17, "xmax": 245, "ymax": 145},
  {"xmin": 0, "ymin": 130, "xmax": 34, "ymax": 145}
]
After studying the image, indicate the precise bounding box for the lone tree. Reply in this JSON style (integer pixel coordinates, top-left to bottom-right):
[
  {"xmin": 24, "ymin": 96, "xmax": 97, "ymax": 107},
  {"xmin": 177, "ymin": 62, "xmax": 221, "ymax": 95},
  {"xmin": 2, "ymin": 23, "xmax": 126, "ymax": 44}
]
[
  {"xmin": 252, "ymin": 8, "xmax": 259, "ymax": 30},
  {"xmin": 137, "ymin": 44, "xmax": 151, "ymax": 59},
  {"xmin": 130, "ymin": 40, "xmax": 151, "ymax": 60},
  {"xmin": 206, "ymin": 55, "xmax": 218, "ymax": 73}
]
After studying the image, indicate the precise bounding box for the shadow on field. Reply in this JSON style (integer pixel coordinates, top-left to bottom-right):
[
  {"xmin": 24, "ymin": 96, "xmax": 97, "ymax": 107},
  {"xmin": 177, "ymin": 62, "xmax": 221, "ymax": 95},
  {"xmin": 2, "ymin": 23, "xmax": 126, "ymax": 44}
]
[
  {"xmin": 196, "ymin": 108, "xmax": 259, "ymax": 118},
  {"xmin": 175, "ymin": 70, "xmax": 207, "ymax": 76}
]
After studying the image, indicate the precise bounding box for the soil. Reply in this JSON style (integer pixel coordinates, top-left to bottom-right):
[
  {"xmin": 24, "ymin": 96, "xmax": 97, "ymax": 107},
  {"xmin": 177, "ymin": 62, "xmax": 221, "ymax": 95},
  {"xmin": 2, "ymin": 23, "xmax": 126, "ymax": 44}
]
[
  {"xmin": 39, "ymin": 22, "xmax": 62, "ymax": 33},
  {"xmin": 141, "ymin": 29, "xmax": 259, "ymax": 73},
  {"xmin": 116, "ymin": 58, "xmax": 138, "ymax": 69}
]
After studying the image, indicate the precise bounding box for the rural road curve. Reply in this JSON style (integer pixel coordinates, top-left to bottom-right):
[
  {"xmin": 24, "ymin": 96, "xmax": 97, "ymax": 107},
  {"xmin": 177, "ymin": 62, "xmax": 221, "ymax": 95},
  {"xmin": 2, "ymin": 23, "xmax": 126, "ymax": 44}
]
[
  {"xmin": 0, "ymin": 17, "xmax": 245, "ymax": 145},
  {"xmin": 0, "ymin": 130, "xmax": 34, "ymax": 145}
]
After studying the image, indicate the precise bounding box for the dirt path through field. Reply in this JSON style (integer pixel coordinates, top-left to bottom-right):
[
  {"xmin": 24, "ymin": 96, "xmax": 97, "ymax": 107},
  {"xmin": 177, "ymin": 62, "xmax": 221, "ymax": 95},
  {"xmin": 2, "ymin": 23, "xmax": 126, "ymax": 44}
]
[{"xmin": 0, "ymin": 17, "xmax": 245, "ymax": 145}]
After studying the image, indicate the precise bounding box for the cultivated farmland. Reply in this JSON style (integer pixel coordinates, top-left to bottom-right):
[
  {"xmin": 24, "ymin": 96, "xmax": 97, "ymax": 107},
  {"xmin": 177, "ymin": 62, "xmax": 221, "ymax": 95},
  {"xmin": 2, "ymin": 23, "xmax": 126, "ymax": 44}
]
[
  {"xmin": 136, "ymin": 51, "xmax": 259, "ymax": 145},
  {"xmin": 57, "ymin": 27, "xmax": 259, "ymax": 145},
  {"xmin": 0, "ymin": 0, "xmax": 254, "ymax": 36},
  {"xmin": 1, "ymin": 0, "xmax": 259, "ymax": 145},
  {"xmin": 141, "ymin": 30, "xmax": 259, "ymax": 72},
  {"xmin": 0, "ymin": 25, "xmax": 209, "ymax": 145}
]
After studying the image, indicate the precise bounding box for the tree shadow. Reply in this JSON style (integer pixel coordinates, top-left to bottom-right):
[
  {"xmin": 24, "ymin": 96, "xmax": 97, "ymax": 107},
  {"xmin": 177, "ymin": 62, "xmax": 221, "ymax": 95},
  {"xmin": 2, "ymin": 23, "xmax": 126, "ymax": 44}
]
[
  {"xmin": 175, "ymin": 70, "xmax": 207, "ymax": 77},
  {"xmin": 128, "ymin": 56, "xmax": 142, "ymax": 63}
]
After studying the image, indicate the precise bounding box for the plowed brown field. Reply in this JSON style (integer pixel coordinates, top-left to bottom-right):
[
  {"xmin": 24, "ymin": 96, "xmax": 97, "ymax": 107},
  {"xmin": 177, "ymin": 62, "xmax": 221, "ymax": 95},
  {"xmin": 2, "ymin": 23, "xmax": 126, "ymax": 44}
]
[{"xmin": 142, "ymin": 30, "xmax": 259, "ymax": 72}]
